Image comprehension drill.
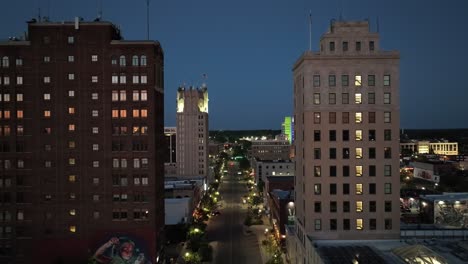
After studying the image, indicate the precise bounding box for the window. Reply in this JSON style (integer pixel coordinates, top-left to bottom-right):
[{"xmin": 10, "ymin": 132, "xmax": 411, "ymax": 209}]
[
  {"xmin": 314, "ymin": 130, "xmax": 321, "ymax": 141},
  {"xmin": 355, "ymin": 112, "xmax": 362, "ymax": 123},
  {"xmin": 385, "ymin": 201, "xmax": 392, "ymax": 212},
  {"xmin": 384, "ymin": 165, "xmax": 392, "ymax": 177},
  {"xmin": 3, "ymin": 76, "xmax": 10, "ymax": 85},
  {"xmin": 92, "ymin": 93, "xmax": 98, "ymax": 100},
  {"xmin": 355, "ymin": 130, "xmax": 362, "ymax": 141},
  {"xmin": 342, "ymin": 130, "xmax": 349, "ymax": 142},
  {"xmin": 329, "ymin": 41, "xmax": 335, "ymax": 51},
  {"xmin": 119, "ymin": 55, "xmax": 126, "ymax": 66},
  {"xmin": 44, "ymin": 110, "xmax": 51, "ymax": 118},
  {"xmin": 369, "ymin": 148, "xmax": 376, "ymax": 159},
  {"xmin": 356, "ymin": 41, "xmax": 361, "ymax": 51},
  {"xmin": 314, "ymin": 202, "xmax": 321, "ymax": 213},
  {"xmin": 68, "ymin": 55, "xmax": 74, "ymax": 62},
  {"xmin": 120, "ymin": 90, "xmax": 126, "ymax": 101},
  {"xmin": 369, "ymin": 129, "xmax": 376, "ymax": 141},
  {"xmin": 330, "ymin": 184, "xmax": 337, "ymax": 195},
  {"xmin": 384, "ymin": 112, "xmax": 391, "ymax": 123},
  {"xmin": 342, "ymin": 41, "xmax": 348, "ymax": 51},
  {"xmin": 68, "ymin": 73, "xmax": 75, "ymax": 80},
  {"xmin": 112, "ymin": 75, "xmax": 118, "ymax": 84},
  {"xmin": 368, "ymin": 112, "xmax": 376, "ymax": 124},
  {"xmin": 132, "ymin": 55, "xmax": 139, "ymax": 66},
  {"xmin": 133, "ymin": 90, "xmax": 140, "ymax": 101},
  {"xmin": 330, "ymin": 166, "xmax": 337, "ymax": 177},
  {"xmin": 314, "ymin": 184, "xmax": 321, "ymax": 195},
  {"xmin": 132, "ymin": 109, "xmax": 140, "ymax": 118},
  {"xmin": 330, "ymin": 201, "xmax": 337, "ymax": 213},
  {"xmin": 384, "ymin": 129, "xmax": 392, "ymax": 141},
  {"xmin": 92, "ymin": 76, "xmax": 98, "ymax": 83},
  {"xmin": 91, "ymin": 55, "xmax": 98, "ymax": 62},
  {"xmin": 314, "ymin": 112, "xmax": 321, "ymax": 124},
  {"xmin": 369, "ymin": 41, "xmax": 375, "ymax": 51},
  {"xmin": 68, "ymin": 107, "xmax": 75, "ymax": 115},
  {"xmin": 140, "ymin": 55, "xmax": 147, "ymax": 66},
  {"xmin": 343, "ymin": 219, "xmax": 350, "ymax": 230},
  {"xmin": 16, "ymin": 76, "xmax": 23, "ymax": 85},
  {"xmin": 16, "ymin": 58, "xmax": 23, "ymax": 66},
  {"xmin": 330, "ymin": 219, "xmax": 337, "ymax": 230},
  {"xmin": 368, "ymin": 93, "xmax": 375, "ymax": 104},
  {"xmin": 329, "ymin": 130, "xmax": 336, "ymax": 141},
  {"xmin": 68, "ymin": 91, "xmax": 74, "ymax": 97},
  {"xmin": 141, "ymin": 90, "xmax": 148, "ymax": 101},
  {"xmin": 329, "ymin": 148, "xmax": 336, "ymax": 159},
  {"xmin": 369, "ymin": 183, "xmax": 376, "ymax": 194},
  {"xmin": 313, "ymin": 75, "xmax": 320, "ymax": 87},
  {"xmin": 384, "ymin": 183, "xmax": 392, "ymax": 194},
  {"xmin": 92, "ymin": 110, "xmax": 99, "ymax": 117},
  {"xmin": 313, "ymin": 93, "xmax": 320, "ymax": 104},
  {"xmin": 119, "ymin": 75, "xmax": 127, "ymax": 84},
  {"xmin": 355, "ymin": 93, "xmax": 362, "ymax": 104},
  {"xmin": 384, "ymin": 147, "xmax": 392, "ymax": 159},
  {"xmin": 385, "ymin": 219, "xmax": 392, "ymax": 230},
  {"xmin": 343, "ymin": 148, "xmax": 350, "ymax": 159},
  {"xmin": 355, "ymin": 166, "xmax": 363, "ymax": 177},
  {"xmin": 92, "ymin": 127, "xmax": 99, "ymax": 134},
  {"xmin": 342, "ymin": 112, "xmax": 349, "ymax": 124},
  {"xmin": 356, "ymin": 184, "xmax": 363, "ymax": 195},
  {"xmin": 314, "ymin": 148, "xmax": 321, "ymax": 159},
  {"xmin": 369, "ymin": 165, "xmax": 376, "ymax": 177},
  {"xmin": 356, "ymin": 201, "xmax": 363, "ymax": 212},
  {"xmin": 355, "ymin": 75, "xmax": 362, "ymax": 86},
  {"xmin": 93, "ymin": 144, "xmax": 99, "ymax": 151},
  {"xmin": 343, "ymin": 184, "xmax": 350, "ymax": 195},
  {"xmin": 68, "ymin": 124, "xmax": 75, "ymax": 131},
  {"xmin": 355, "ymin": 148, "xmax": 362, "ymax": 159},
  {"xmin": 342, "ymin": 93, "xmax": 349, "ymax": 104},
  {"xmin": 133, "ymin": 75, "xmax": 139, "ymax": 84},
  {"xmin": 44, "ymin": 76, "xmax": 51, "ymax": 83},
  {"xmin": 314, "ymin": 166, "xmax": 321, "ymax": 177},
  {"xmin": 44, "ymin": 56, "xmax": 50, "ymax": 62},
  {"xmin": 329, "ymin": 93, "xmax": 336, "ymax": 104},
  {"xmin": 341, "ymin": 75, "xmax": 349, "ymax": 86},
  {"xmin": 384, "ymin": 93, "xmax": 391, "ymax": 104},
  {"xmin": 67, "ymin": 36, "xmax": 74, "ymax": 44},
  {"xmin": 383, "ymin": 75, "xmax": 391, "ymax": 86},
  {"xmin": 141, "ymin": 75, "xmax": 147, "ymax": 84},
  {"xmin": 17, "ymin": 110, "xmax": 24, "ymax": 119},
  {"xmin": 370, "ymin": 219, "xmax": 376, "ymax": 230},
  {"xmin": 2, "ymin": 56, "xmax": 9, "ymax": 67},
  {"xmin": 342, "ymin": 202, "xmax": 350, "ymax": 214},
  {"xmin": 68, "ymin": 175, "xmax": 76, "ymax": 182},
  {"xmin": 16, "ymin": 93, "xmax": 23, "ymax": 101},
  {"xmin": 314, "ymin": 219, "xmax": 321, "ymax": 230},
  {"xmin": 343, "ymin": 166, "xmax": 350, "ymax": 177},
  {"xmin": 328, "ymin": 75, "xmax": 336, "ymax": 87},
  {"xmin": 368, "ymin": 75, "xmax": 375, "ymax": 86},
  {"xmin": 329, "ymin": 112, "xmax": 336, "ymax": 124},
  {"xmin": 369, "ymin": 201, "xmax": 376, "ymax": 212}
]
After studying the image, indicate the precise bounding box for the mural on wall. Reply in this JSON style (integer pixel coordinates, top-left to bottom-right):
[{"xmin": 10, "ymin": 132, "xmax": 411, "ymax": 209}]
[
  {"xmin": 92, "ymin": 236, "xmax": 153, "ymax": 264},
  {"xmin": 434, "ymin": 201, "xmax": 468, "ymax": 228}
]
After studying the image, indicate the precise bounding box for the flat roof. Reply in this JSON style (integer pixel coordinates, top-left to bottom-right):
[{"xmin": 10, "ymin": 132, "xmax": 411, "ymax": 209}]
[{"xmin": 420, "ymin": 192, "xmax": 468, "ymax": 202}]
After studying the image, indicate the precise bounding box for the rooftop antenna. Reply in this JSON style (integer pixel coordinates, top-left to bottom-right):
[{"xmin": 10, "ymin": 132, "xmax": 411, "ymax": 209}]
[
  {"xmin": 146, "ymin": 0, "xmax": 151, "ymax": 40},
  {"xmin": 97, "ymin": 0, "xmax": 103, "ymax": 20},
  {"xmin": 308, "ymin": 10, "xmax": 312, "ymax": 51},
  {"xmin": 37, "ymin": 0, "xmax": 41, "ymax": 21}
]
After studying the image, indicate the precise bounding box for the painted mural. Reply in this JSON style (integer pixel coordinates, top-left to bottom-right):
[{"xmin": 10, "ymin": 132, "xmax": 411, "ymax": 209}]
[{"xmin": 92, "ymin": 236, "xmax": 153, "ymax": 264}]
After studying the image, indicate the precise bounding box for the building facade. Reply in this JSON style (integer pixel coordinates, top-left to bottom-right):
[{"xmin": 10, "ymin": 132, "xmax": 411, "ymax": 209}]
[
  {"xmin": 400, "ymin": 140, "xmax": 458, "ymax": 156},
  {"xmin": 0, "ymin": 19, "xmax": 165, "ymax": 263},
  {"xmin": 292, "ymin": 20, "xmax": 400, "ymax": 262},
  {"xmin": 253, "ymin": 159, "xmax": 294, "ymax": 183},
  {"xmin": 251, "ymin": 139, "xmax": 291, "ymax": 161},
  {"xmin": 176, "ymin": 86, "xmax": 209, "ymax": 177},
  {"xmin": 282, "ymin": 116, "xmax": 294, "ymax": 143}
]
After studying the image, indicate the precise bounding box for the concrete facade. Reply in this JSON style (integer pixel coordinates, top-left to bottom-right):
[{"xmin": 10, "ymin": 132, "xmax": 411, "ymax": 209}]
[
  {"xmin": 176, "ymin": 86, "xmax": 209, "ymax": 177},
  {"xmin": 291, "ymin": 20, "xmax": 401, "ymax": 263},
  {"xmin": 251, "ymin": 139, "xmax": 291, "ymax": 161}
]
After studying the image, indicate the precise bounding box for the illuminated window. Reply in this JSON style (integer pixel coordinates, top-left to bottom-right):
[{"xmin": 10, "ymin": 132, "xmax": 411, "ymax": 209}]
[
  {"xmin": 141, "ymin": 90, "xmax": 147, "ymax": 101},
  {"xmin": 16, "ymin": 93, "xmax": 23, "ymax": 101},
  {"xmin": 354, "ymin": 75, "xmax": 362, "ymax": 86},
  {"xmin": 92, "ymin": 93, "xmax": 98, "ymax": 100},
  {"xmin": 356, "ymin": 201, "xmax": 363, "ymax": 212},
  {"xmin": 133, "ymin": 158, "xmax": 140, "ymax": 168},
  {"xmin": 92, "ymin": 127, "xmax": 99, "ymax": 134},
  {"xmin": 313, "ymin": 75, "xmax": 320, "ymax": 87},
  {"xmin": 120, "ymin": 110, "xmax": 127, "ymax": 118},
  {"xmin": 68, "ymin": 107, "xmax": 75, "ymax": 115},
  {"xmin": 68, "ymin": 141, "xmax": 75, "ymax": 149},
  {"xmin": 68, "ymin": 158, "xmax": 76, "ymax": 166},
  {"xmin": 44, "ymin": 56, "xmax": 50, "ymax": 62},
  {"xmin": 68, "ymin": 90, "xmax": 74, "ymax": 97},
  {"xmin": 356, "ymin": 184, "xmax": 363, "ymax": 195},
  {"xmin": 91, "ymin": 55, "xmax": 98, "ymax": 62},
  {"xmin": 2, "ymin": 56, "xmax": 9, "ymax": 67},
  {"xmin": 93, "ymin": 161, "xmax": 100, "ymax": 168},
  {"xmin": 133, "ymin": 90, "xmax": 140, "ymax": 101},
  {"xmin": 356, "ymin": 219, "xmax": 363, "ymax": 230},
  {"xmin": 314, "ymin": 184, "xmax": 321, "ymax": 195},
  {"xmin": 356, "ymin": 166, "xmax": 363, "ymax": 177},
  {"xmin": 119, "ymin": 55, "xmax": 126, "ymax": 66},
  {"xmin": 69, "ymin": 209, "xmax": 76, "ymax": 216},
  {"xmin": 16, "ymin": 58, "xmax": 23, "ymax": 66},
  {"xmin": 141, "ymin": 75, "xmax": 147, "ymax": 84},
  {"xmin": 17, "ymin": 125, "xmax": 24, "ymax": 135},
  {"xmin": 44, "ymin": 76, "xmax": 51, "ymax": 83},
  {"xmin": 112, "ymin": 110, "xmax": 119, "ymax": 118},
  {"xmin": 355, "ymin": 93, "xmax": 362, "ymax": 104},
  {"xmin": 112, "ymin": 75, "xmax": 118, "ymax": 84},
  {"xmin": 68, "ymin": 175, "xmax": 76, "ymax": 182},
  {"xmin": 140, "ymin": 55, "xmax": 147, "ymax": 66},
  {"xmin": 68, "ymin": 55, "xmax": 74, "ymax": 62},
  {"xmin": 141, "ymin": 109, "xmax": 148, "ymax": 118},
  {"xmin": 68, "ymin": 124, "xmax": 75, "ymax": 131},
  {"xmin": 383, "ymin": 75, "xmax": 391, "ymax": 86},
  {"xmin": 92, "ymin": 144, "xmax": 99, "ymax": 151},
  {"xmin": 92, "ymin": 76, "xmax": 98, "ymax": 83},
  {"xmin": 133, "ymin": 75, "xmax": 139, "ymax": 84},
  {"xmin": 3, "ymin": 76, "xmax": 10, "ymax": 85},
  {"xmin": 44, "ymin": 110, "xmax": 51, "ymax": 118},
  {"xmin": 112, "ymin": 91, "xmax": 119, "ymax": 101},
  {"xmin": 69, "ymin": 225, "xmax": 76, "ymax": 233},
  {"xmin": 17, "ymin": 110, "xmax": 24, "ymax": 119},
  {"xmin": 384, "ymin": 93, "xmax": 391, "ymax": 104},
  {"xmin": 92, "ymin": 110, "xmax": 98, "ymax": 117},
  {"xmin": 119, "ymin": 75, "xmax": 126, "ymax": 84},
  {"xmin": 355, "ymin": 148, "xmax": 363, "ymax": 159},
  {"xmin": 68, "ymin": 73, "xmax": 75, "ymax": 80},
  {"xmin": 119, "ymin": 90, "xmax": 126, "ymax": 101},
  {"xmin": 355, "ymin": 130, "xmax": 362, "ymax": 141},
  {"xmin": 141, "ymin": 126, "xmax": 148, "ymax": 135},
  {"xmin": 384, "ymin": 112, "xmax": 391, "ymax": 123},
  {"xmin": 314, "ymin": 112, "xmax": 321, "ymax": 124},
  {"xmin": 132, "ymin": 109, "xmax": 140, "ymax": 118},
  {"xmin": 355, "ymin": 112, "xmax": 362, "ymax": 123},
  {"xmin": 16, "ymin": 76, "xmax": 23, "ymax": 85},
  {"xmin": 313, "ymin": 93, "xmax": 320, "ymax": 104},
  {"xmin": 132, "ymin": 55, "xmax": 139, "ymax": 66}
]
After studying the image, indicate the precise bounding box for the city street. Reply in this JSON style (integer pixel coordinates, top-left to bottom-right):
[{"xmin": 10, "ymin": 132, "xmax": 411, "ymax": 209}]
[{"xmin": 205, "ymin": 174, "xmax": 263, "ymax": 264}]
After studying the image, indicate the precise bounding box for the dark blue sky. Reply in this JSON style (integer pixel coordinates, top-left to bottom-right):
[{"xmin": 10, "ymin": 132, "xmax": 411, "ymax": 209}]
[{"xmin": 1, "ymin": 0, "xmax": 467, "ymax": 130}]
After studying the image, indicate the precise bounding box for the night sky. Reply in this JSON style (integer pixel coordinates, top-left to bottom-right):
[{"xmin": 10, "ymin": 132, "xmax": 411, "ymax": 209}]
[{"xmin": 1, "ymin": 0, "xmax": 467, "ymax": 130}]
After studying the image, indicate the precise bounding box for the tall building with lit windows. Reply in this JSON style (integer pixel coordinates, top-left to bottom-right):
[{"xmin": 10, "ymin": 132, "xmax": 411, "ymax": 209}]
[
  {"xmin": 290, "ymin": 20, "xmax": 400, "ymax": 262},
  {"xmin": 176, "ymin": 86, "xmax": 209, "ymax": 177},
  {"xmin": 0, "ymin": 18, "xmax": 165, "ymax": 264}
]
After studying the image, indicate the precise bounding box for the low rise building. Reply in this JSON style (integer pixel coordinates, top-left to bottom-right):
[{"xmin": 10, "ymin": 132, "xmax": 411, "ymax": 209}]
[
  {"xmin": 251, "ymin": 139, "xmax": 290, "ymax": 161},
  {"xmin": 252, "ymin": 159, "xmax": 294, "ymax": 183},
  {"xmin": 401, "ymin": 140, "xmax": 459, "ymax": 156}
]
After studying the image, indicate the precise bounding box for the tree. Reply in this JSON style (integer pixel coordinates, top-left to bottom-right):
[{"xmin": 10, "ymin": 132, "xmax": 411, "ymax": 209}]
[{"xmin": 239, "ymin": 157, "xmax": 251, "ymax": 171}]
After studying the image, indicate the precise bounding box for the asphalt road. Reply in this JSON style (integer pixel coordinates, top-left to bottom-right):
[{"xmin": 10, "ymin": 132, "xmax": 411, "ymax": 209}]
[{"xmin": 205, "ymin": 174, "xmax": 262, "ymax": 264}]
